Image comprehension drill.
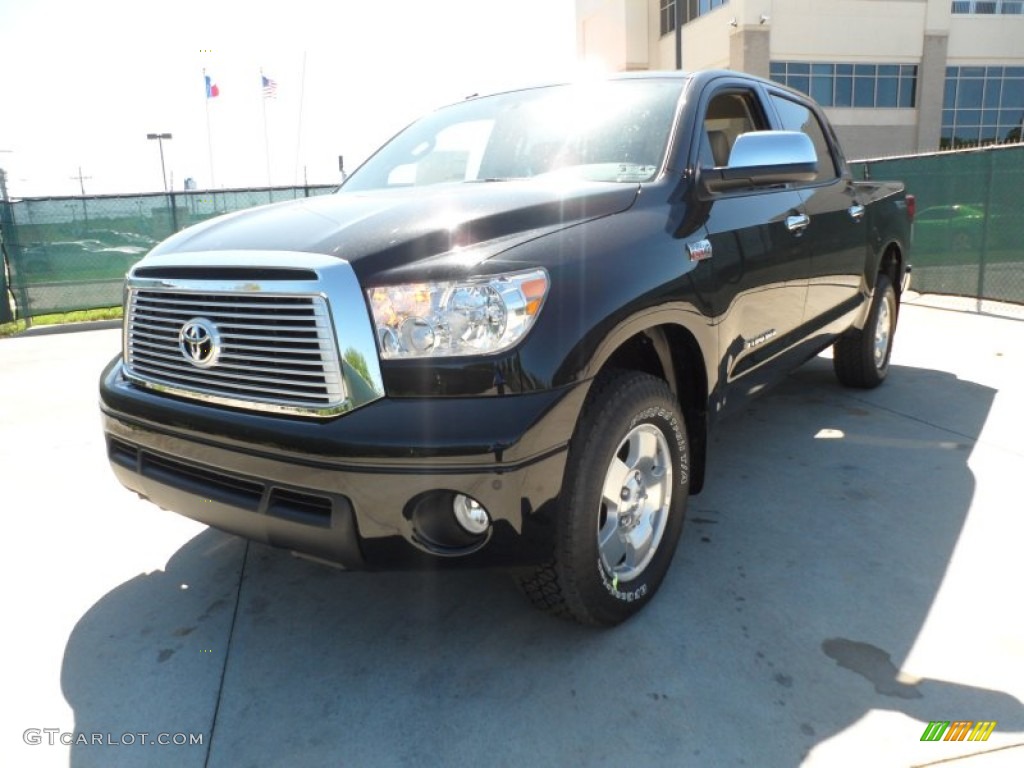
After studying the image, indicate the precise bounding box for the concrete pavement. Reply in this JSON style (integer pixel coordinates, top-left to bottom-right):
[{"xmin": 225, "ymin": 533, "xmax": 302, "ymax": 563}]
[{"xmin": 1, "ymin": 296, "xmax": 1022, "ymax": 767}]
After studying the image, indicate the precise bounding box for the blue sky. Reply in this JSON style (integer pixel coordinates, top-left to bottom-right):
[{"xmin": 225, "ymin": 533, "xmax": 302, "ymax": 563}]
[{"xmin": 0, "ymin": 0, "xmax": 578, "ymax": 196}]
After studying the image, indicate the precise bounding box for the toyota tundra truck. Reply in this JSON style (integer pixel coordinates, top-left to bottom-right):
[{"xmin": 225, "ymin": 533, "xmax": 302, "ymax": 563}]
[{"xmin": 100, "ymin": 70, "xmax": 913, "ymax": 625}]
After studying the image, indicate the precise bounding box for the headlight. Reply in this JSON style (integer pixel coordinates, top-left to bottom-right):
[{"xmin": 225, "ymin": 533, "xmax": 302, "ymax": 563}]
[{"xmin": 367, "ymin": 269, "xmax": 548, "ymax": 359}]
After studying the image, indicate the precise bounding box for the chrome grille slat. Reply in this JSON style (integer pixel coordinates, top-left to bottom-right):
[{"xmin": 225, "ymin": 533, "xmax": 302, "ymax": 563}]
[
  {"xmin": 134, "ymin": 372, "xmax": 336, "ymax": 403},
  {"xmin": 132, "ymin": 360, "xmax": 336, "ymax": 393},
  {"xmin": 127, "ymin": 344, "xmax": 338, "ymax": 377},
  {"xmin": 124, "ymin": 286, "xmax": 347, "ymax": 414},
  {"xmin": 132, "ymin": 303, "xmax": 317, "ymax": 315},
  {"xmin": 129, "ymin": 327, "xmax": 327, "ymax": 356},
  {"xmin": 128, "ymin": 295, "xmax": 316, "ymax": 310},
  {"xmin": 132, "ymin": 355, "xmax": 339, "ymax": 380}
]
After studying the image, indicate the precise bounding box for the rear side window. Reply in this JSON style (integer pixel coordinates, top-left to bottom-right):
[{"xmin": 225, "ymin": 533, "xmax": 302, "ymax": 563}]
[{"xmin": 769, "ymin": 95, "xmax": 838, "ymax": 183}]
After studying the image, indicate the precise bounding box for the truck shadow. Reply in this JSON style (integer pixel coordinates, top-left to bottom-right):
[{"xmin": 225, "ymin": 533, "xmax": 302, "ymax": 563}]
[{"xmin": 62, "ymin": 359, "xmax": 1023, "ymax": 766}]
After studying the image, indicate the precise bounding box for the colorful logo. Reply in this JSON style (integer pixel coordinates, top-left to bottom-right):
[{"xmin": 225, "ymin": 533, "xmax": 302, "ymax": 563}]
[{"xmin": 920, "ymin": 721, "xmax": 997, "ymax": 742}]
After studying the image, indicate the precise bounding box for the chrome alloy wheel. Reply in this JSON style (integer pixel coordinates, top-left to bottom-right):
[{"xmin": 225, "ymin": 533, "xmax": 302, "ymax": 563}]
[
  {"xmin": 597, "ymin": 423, "xmax": 673, "ymax": 583},
  {"xmin": 873, "ymin": 293, "xmax": 893, "ymax": 370}
]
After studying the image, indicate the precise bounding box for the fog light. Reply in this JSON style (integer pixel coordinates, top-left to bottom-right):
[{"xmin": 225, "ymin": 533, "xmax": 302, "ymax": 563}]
[{"xmin": 452, "ymin": 494, "xmax": 490, "ymax": 534}]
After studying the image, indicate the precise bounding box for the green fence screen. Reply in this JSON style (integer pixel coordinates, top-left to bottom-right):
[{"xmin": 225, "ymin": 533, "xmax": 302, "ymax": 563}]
[
  {"xmin": 851, "ymin": 143, "xmax": 1024, "ymax": 307},
  {"xmin": 3, "ymin": 148, "xmax": 1023, "ymax": 323},
  {"xmin": 0, "ymin": 185, "xmax": 334, "ymax": 321}
]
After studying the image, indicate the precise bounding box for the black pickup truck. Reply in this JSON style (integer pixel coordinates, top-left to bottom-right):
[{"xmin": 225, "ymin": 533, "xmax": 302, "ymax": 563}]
[{"xmin": 100, "ymin": 70, "xmax": 912, "ymax": 625}]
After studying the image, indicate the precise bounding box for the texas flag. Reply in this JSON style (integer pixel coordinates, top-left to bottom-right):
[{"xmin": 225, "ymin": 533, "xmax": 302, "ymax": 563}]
[{"xmin": 205, "ymin": 74, "xmax": 220, "ymax": 99}]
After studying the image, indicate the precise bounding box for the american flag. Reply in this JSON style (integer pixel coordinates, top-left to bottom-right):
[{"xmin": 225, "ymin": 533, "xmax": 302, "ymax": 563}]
[{"xmin": 262, "ymin": 74, "xmax": 278, "ymax": 99}]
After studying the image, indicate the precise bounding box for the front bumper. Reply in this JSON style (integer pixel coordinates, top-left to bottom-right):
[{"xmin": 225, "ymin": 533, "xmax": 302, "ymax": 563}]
[{"xmin": 100, "ymin": 359, "xmax": 587, "ymax": 569}]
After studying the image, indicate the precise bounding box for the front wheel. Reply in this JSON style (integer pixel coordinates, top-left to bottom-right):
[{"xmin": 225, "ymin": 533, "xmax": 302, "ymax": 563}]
[
  {"xmin": 833, "ymin": 273, "xmax": 897, "ymax": 389},
  {"xmin": 517, "ymin": 371, "xmax": 689, "ymax": 626}
]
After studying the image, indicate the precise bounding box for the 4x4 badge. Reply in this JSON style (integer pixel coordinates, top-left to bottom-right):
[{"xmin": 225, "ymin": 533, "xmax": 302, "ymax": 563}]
[{"xmin": 687, "ymin": 239, "xmax": 713, "ymax": 262}]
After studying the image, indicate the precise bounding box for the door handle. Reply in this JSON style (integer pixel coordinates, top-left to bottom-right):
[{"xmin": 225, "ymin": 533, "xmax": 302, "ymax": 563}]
[
  {"xmin": 786, "ymin": 214, "xmax": 810, "ymax": 233},
  {"xmin": 848, "ymin": 204, "xmax": 866, "ymax": 221}
]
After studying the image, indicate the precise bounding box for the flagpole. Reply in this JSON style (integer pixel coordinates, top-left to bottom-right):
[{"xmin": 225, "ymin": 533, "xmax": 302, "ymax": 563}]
[
  {"xmin": 261, "ymin": 68, "xmax": 272, "ymax": 188},
  {"xmin": 294, "ymin": 50, "xmax": 307, "ymax": 186},
  {"xmin": 203, "ymin": 68, "xmax": 216, "ymax": 189}
]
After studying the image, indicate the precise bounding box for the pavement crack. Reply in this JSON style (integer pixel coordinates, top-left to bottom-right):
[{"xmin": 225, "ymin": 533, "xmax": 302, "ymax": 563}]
[{"xmin": 203, "ymin": 540, "xmax": 249, "ymax": 768}]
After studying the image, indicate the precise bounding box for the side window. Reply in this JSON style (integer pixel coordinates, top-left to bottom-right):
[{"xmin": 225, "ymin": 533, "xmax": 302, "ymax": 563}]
[
  {"xmin": 769, "ymin": 95, "xmax": 838, "ymax": 183},
  {"xmin": 700, "ymin": 90, "xmax": 768, "ymax": 168}
]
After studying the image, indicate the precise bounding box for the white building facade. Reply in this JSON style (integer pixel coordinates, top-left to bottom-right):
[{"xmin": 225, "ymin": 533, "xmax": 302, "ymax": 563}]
[{"xmin": 576, "ymin": 0, "xmax": 1024, "ymax": 159}]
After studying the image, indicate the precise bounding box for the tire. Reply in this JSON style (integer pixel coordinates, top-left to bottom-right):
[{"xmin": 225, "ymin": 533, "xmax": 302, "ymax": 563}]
[
  {"xmin": 833, "ymin": 273, "xmax": 897, "ymax": 389},
  {"xmin": 517, "ymin": 370, "xmax": 689, "ymax": 626}
]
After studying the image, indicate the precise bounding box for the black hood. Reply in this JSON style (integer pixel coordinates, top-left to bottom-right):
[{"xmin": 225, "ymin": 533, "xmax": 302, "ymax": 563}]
[{"xmin": 146, "ymin": 181, "xmax": 639, "ymax": 281}]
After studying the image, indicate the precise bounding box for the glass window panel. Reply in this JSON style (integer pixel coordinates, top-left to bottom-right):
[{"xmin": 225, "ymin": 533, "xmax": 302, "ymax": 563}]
[
  {"xmin": 958, "ymin": 109, "xmax": 982, "ymax": 125},
  {"xmin": 961, "ymin": 67, "xmax": 986, "ymax": 78},
  {"xmin": 1002, "ymin": 79, "xmax": 1024, "ymax": 107},
  {"xmin": 878, "ymin": 65, "xmax": 899, "ymax": 77},
  {"xmin": 789, "ymin": 63, "xmax": 810, "ymax": 75},
  {"xmin": 942, "ymin": 109, "xmax": 956, "ymax": 128},
  {"xmin": 770, "ymin": 62, "xmax": 786, "ymax": 77},
  {"xmin": 854, "ymin": 77, "xmax": 875, "ymax": 107},
  {"xmin": 789, "ymin": 75, "xmax": 810, "ymax": 95},
  {"xmin": 956, "ymin": 126, "xmax": 981, "ymax": 142},
  {"xmin": 957, "ymin": 79, "xmax": 984, "ymax": 108},
  {"xmin": 877, "ymin": 77, "xmax": 898, "ymax": 107},
  {"xmin": 901, "ymin": 65, "xmax": 917, "ymax": 77},
  {"xmin": 811, "ymin": 64, "xmax": 833, "ymax": 76},
  {"xmin": 811, "ymin": 77, "xmax": 834, "ymax": 106},
  {"xmin": 983, "ymin": 79, "xmax": 1002, "ymax": 107},
  {"xmin": 985, "ymin": 66, "xmax": 1005, "ymax": 78},
  {"xmin": 769, "ymin": 95, "xmax": 837, "ymax": 181},
  {"xmin": 980, "ymin": 126, "xmax": 999, "ymax": 141},
  {"xmin": 943, "ymin": 78, "xmax": 957, "ymax": 109},
  {"xmin": 1006, "ymin": 67, "xmax": 1024, "ymax": 77},
  {"xmin": 946, "ymin": 66, "xmax": 959, "ymax": 78},
  {"xmin": 854, "ymin": 65, "xmax": 877, "ymax": 77},
  {"xmin": 899, "ymin": 78, "xmax": 916, "ymax": 108},
  {"xmin": 982, "ymin": 109, "xmax": 1001, "ymax": 125},
  {"xmin": 837, "ymin": 64, "xmax": 854, "ymax": 76},
  {"xmin": 835, "ymin": 76, "xmax": 853, "ymax": 107},
  {"xmin": 1000, "ymin": 109, "xmax": 1023, "ymax": 125}
]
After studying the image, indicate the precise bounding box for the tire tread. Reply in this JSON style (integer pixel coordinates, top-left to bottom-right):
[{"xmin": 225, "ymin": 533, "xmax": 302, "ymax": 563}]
[{"xmin": 516, "ymin": 370, "xmax": 686, "ymax": 626}]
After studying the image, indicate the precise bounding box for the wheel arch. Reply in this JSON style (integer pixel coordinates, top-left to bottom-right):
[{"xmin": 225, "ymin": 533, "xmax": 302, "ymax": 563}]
[
  {"xmin": 583, "ymin": 311, "xmax": 711, "ymax": 494},
  {"xmin": 878, "ymin": 241, "xmax": 906, "ymax": 305}
]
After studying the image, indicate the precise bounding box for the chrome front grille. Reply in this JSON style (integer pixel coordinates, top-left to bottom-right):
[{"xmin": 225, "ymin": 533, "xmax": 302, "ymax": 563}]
[{"xmin": 124, "ymin": 287, "xmax": 347, "ymax": 415}]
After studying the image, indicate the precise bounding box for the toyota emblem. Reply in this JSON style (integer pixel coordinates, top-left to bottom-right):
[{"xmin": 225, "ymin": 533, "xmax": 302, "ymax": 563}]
[{"xmin": 178, "ymin": 318, "xmax": 221, "ymax": 368}]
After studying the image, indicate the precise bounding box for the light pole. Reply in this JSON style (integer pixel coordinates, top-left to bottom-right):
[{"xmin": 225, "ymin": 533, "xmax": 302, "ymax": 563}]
[
  {"xmin": 146, "ymin": 133, "xmax": 173, "ymax": 192},
  {"xmin": 0, "ymin": 149, "xmax": 11, "ymax": 201}
]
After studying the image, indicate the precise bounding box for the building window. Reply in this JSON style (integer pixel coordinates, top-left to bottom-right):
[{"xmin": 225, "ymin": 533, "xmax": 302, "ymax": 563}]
[
  {"xmin": 661, "ymin": 0, "xmax": 729, "ymax": 35},
  {"xmin": 660, "ymin": 0, "xmax": 676, "ymax": 36},
  {"xmin": 951, "ymin": 1, "xmax": 1024, "ymax": 14},
  {"xmin": 770, "ymin": 62, "xmax": 917, "ymax": 109},
  {"xmin": 942, "ymin": 66, "xmax": 1024, "ymax": 149}
]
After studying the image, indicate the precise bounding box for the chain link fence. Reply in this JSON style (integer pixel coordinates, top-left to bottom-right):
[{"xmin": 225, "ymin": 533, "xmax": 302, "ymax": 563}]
[
  {"xmin": 0, "ymin": 185, "xmax": 335, "ymax": 322},
  {"xmin": 851, "ymin": 143, "xmax": 1024, "ymax": 312}
]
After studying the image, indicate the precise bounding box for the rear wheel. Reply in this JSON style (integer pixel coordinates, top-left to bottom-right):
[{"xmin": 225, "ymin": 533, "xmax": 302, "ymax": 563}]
[
  {"xmin": 833, "ymin": 274, "xmax": 897, "ymax": 389},
  {"xmin": 517, "ymin": 371, "xmax": 689, "ymax": 626}
]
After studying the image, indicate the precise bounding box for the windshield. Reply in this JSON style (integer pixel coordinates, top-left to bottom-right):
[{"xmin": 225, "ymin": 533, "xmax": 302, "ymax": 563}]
[{"xmin": 342, "ymin": 79, "xmax": 686, "ymax": 191}]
